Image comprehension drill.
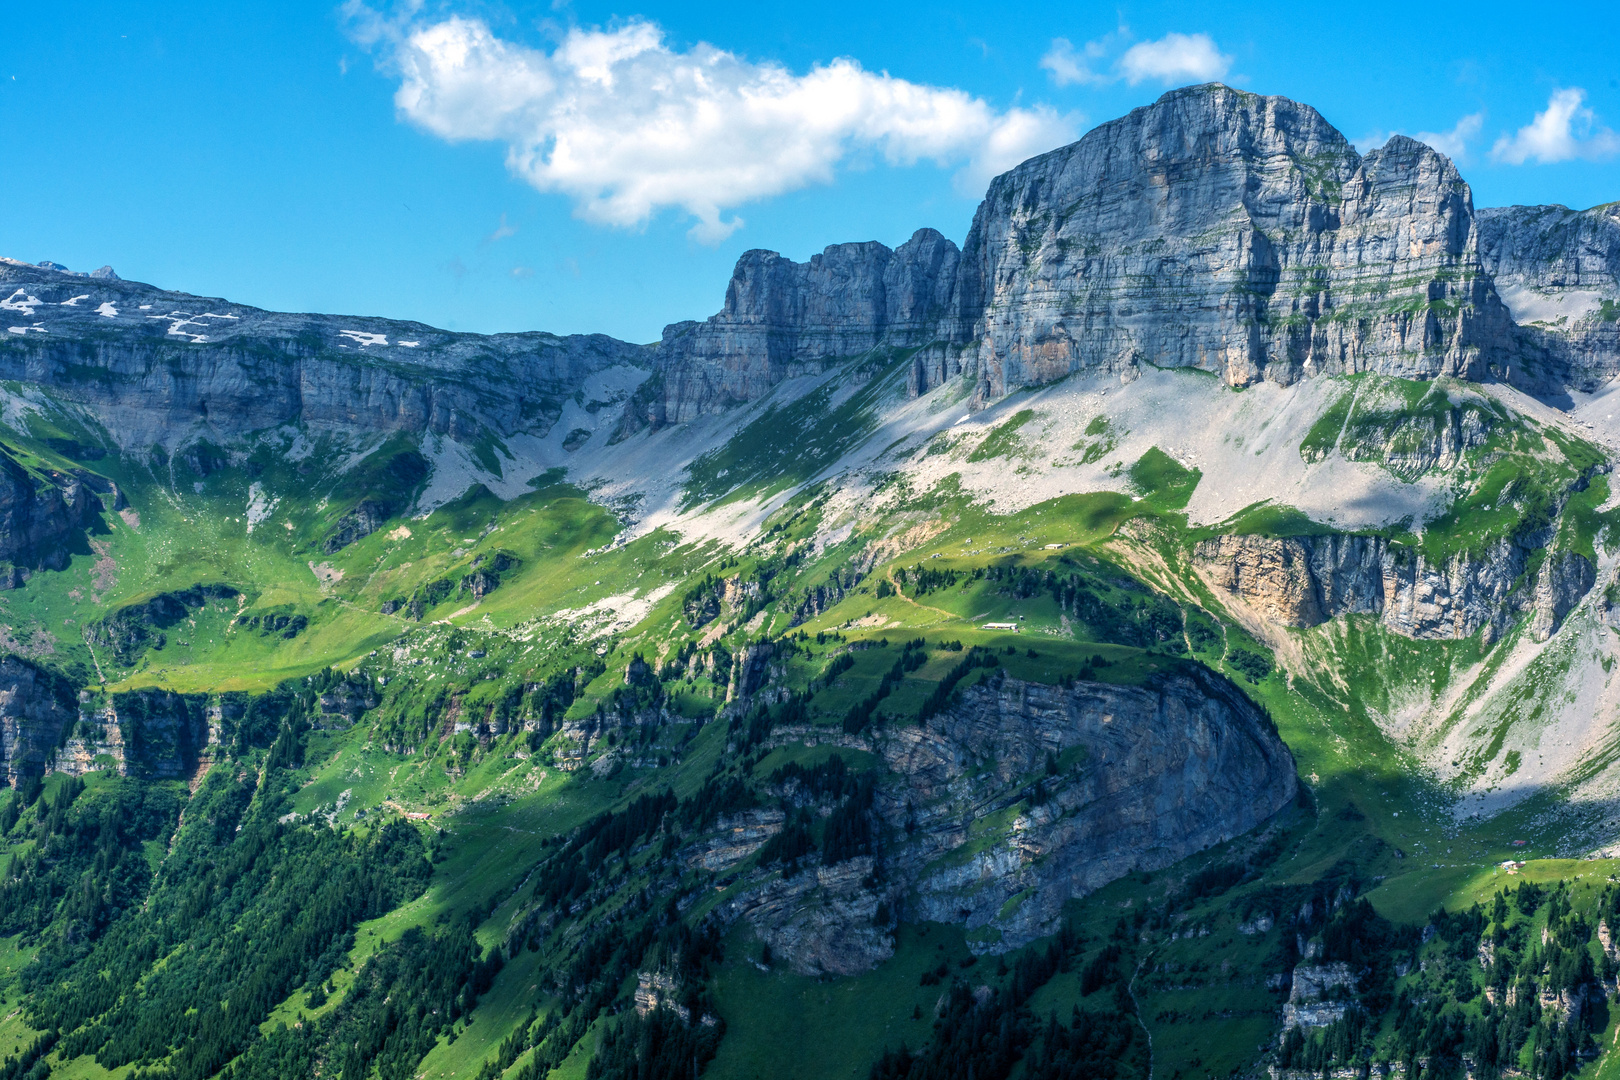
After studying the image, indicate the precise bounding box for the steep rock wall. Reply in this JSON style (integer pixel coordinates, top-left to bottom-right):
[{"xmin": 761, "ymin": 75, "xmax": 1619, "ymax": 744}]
[
  {"xmin": 956, "ymin": 86, "xmax": 1516, "ymax": 397},
  {"xmin": 0, "ymin": 264, "xmax": 649, "ymax": 446},
  {"xmin": 638, "ymin": 84, "xmax": 1531, "ymax": 424},
  {"xmin": 1477, "ymin": 202, "xmax": 1620, "ymax": 391},
  {"xmin": 885, "ymin": 668, "xmax": 1297, "ymax": 951},
  {"xmin": 729, "ymin": 667, "xmax": 1297, "ymax": 970},
  {"xmin": 0, "ymin": 447, "xmax": 100, "ymax": 576},
  {"xmin": 0, "ymin": 655, "xmax": 78, "ymax": 784},
  {"xmin": 642, "ymin": 229, "xmax": 963, "ymax": 425},
  {"xmin": 1193, "ymin": 529, "xmax": 1593, "ymax": 643}
]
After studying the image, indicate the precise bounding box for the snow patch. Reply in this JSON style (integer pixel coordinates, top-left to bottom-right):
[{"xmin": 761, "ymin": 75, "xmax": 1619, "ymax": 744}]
[
  {"xmin": 95, "ymin": 302, "xmax": 118, "ymax": 318},
  {"xmin": 340, "ymin": 330, "xmax": 388, "ymax": 347},
  {"xmin": 59, "ymin": 294, "xmax": 90, "ymax": 307},
  {"xmin": 397, "ymin": 340, "xmax": 421, "ymax": 348},
  {"xmin": 146, "ymin": 311, "xmax": 217, "ymax": 343},
  {"xmin": 0, "ymin": 290, "xmax": 43, "ymax": 316}
]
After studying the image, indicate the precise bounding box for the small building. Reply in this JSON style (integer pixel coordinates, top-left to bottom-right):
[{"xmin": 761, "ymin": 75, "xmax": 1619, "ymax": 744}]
[{"xmin": 982, "ymin": 622, "xmax": 1019, "ymax": 631}]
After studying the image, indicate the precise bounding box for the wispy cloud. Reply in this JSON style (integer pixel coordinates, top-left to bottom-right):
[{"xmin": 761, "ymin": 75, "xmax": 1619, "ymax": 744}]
[
  {"xmin": 1414, "ymin": 112, "xmax": 1485, "ymax": 160},
  {"xmin": 488, "ymin": 213, "xmax": 517, "ymax": 241},
  {"xmin": 350, "ymin": 10, "xmax": 1078, "ymax": 243},
  {"xmin": 1040, "ymin": 29, "xmax": 1230, "ymax": 90},
  {"xmin": 1039, "ymin": 37, "xmax": 1110, "ymax": 87},
  {"xmin": 1491, "ymin": 89, "xmax": 1620, "ymax": 164}
]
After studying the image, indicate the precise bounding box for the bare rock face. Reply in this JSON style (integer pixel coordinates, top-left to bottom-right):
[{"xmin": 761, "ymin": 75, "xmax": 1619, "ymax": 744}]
[
  {"xmin": 637, "ymin": 84, "xmax": 1530, "ymax": 424},
  {"xmin": 1478, "ymin": 202, "xmax": 1620, "ymax": 391},
  {"xmin": 0, "ymin": 263, "xmax": 649, "ymax": 447},
  {"xmin": 957, "ymin": 86, "xmax": 1515, "ymax": 398},
  {"xmin": 882, "ymin": 668, "xmax": 1297, "ymax": 952},
  {"xmin": 640, "ymin": 229, "xmax": 962, "ymax": 426},
  {"xmin": 0, "ymin": 656, "xmax": 78, "ymax": 785},
  {"xmin": 718, "ymin": 667, "xmax": 1294, "ymax": 970},
  {"xmin": 1193, "ymin": 526, "xmax": 1596, "ymax": 642},
  {"xmin": 0, "ymin": 447, "xmax": 100, "ymax": 578}
]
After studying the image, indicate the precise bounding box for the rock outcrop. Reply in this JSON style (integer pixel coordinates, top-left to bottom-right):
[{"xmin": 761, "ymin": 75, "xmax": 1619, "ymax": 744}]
[
  {"xmin": 1193, "ymin": 527, "xmax": 1595, "ymax": 643},
  {"xmin": 1478, "ymin": 202, "xmax": 1620, "ymax": 391},
  {"xmin": 731, "ymin": 666, "xmax": 1296, "ymax": 971},
  {"xmin": 0, "ymin": 655, "xmax": 78, "ymax": 784},
  {"xmin": 885, "ymin": 667, "xmax": 1297, "ymax": 952},
  {"xmin": 0, "ymin": 263, "xmax": 649, "ymax": 448},
  {"xmin": 644, "ymin": 231, "xmax": 963, "ymax": 425},
  {"xmin": 635, "ymin": 84, "xmax": 1533, "ymax": 424},
  {"xmin": 0, "ymin": 447, "xmax": 101, "ymax": 579},
  {"xmin": 956, "ymin": 87, "xmax": 1515, "ymax": 397},
  {"xmin": 8, "ymin": 87, "xmax": 1615, "ymax": 452}
]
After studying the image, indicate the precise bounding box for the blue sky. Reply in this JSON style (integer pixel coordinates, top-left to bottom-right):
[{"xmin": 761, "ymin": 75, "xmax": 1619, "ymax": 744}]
[{"xmin": 4, "ymin": 1, "xmax": 1617, "ymax": 342}]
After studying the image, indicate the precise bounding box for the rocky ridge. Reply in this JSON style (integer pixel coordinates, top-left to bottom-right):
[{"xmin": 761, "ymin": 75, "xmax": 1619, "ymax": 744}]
[
  {"xmin": 8, "ymin": 86, "xmax": 1616, "ymax": 461},
  {"xmin": 1478, "ymin": 202, "xmax": 1620, "ymax": 391},
  {"xmin": 0, "ymin": 261, "xmax": 648, "ymax": 448},
  {"xmin": 635, "ymin": 84, "xmax": 1587, "ymax": 426}
]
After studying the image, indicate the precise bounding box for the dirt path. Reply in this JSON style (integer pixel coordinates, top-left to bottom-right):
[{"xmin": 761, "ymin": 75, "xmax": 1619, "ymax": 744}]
[{"xmin": 884, "ymin": 569, "xmax": 958, "ymax": 621}]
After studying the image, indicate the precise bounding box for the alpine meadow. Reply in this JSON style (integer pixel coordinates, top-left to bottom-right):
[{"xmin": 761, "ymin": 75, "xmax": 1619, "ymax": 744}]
[{"xmin": 7, "ymin": 82, "xmax": 1620, "ymax": 1080}]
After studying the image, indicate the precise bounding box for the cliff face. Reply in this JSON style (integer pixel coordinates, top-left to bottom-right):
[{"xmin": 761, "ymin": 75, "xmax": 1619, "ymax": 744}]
[
  {"xmin": 0, "ymin": 656, "xmax": 78, "ymax": 784},
  {"xmin": 641, "ymin": 84, "xmax": 1538, "ymax": 424},
  {"xmin": 1477, "ymin": 202, "xmax": 1620, "ymax": 391},
  {"xmin": 731, "ymin": 667, "xmax": 1297, "ymax": 971},
  {"xmin": 1193, "ymin": 528, "xmax": 1594, "ymax": 644},
  {"xmin": 0, "ymin": 660, "xmax": 216, "ymax": 786},
  {"xmin": 8, "ymin": 90, "xmax": 1616, "ymax": 450},
  {"xmin": 0, "ymin": 447, "xmax": 100, "ymax": 577},
  {"xmin": 957, "ymin": 87, "xmax": 1515, "ymax": 397},
  {"xmin": 644, "ymin": 229, "xmax": 963, "ymax": 425},
  {"xmin": 886, "ymin": 668, "xmax": 1297, "ymax": 951},
  {"xmin": 0, "ymin": 262, "xmax": 649, "ymax": 447}
]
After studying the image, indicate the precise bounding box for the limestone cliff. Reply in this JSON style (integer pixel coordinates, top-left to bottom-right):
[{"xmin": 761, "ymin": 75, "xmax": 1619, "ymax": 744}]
[
  {"xmin": 957, "ymin": 87, "xmax": 1515, "ymax": 397},
  {"xmin": 624, "ymin": 229, "xmax": 962, "ymax": 428},
  {"xmin": 0, "ymin": 659, "xmax": 215, "ymax": 785},
  {"xmin": 0, "ymin": 655, "xmax": 78, "ymax": 784},
  {"xmin": 1477, "ymin": 202, "xmax": 1620, "ymax": 391},
  {"xmin": 0, "ymin": 263, "xmax": 649, "ymax": 448},
  {"xmin": 729, "ymin": 666, "xmax": 1296, "ymax": 972},
  {"xmin": 0, "ymin": 446, "xmax": 100, "ymax": 579},
  {"xmin": 638, "ymin": 84, "xmax": 1532, "ymax": 424},
  {"xmin": 1193, "ymin": 526, "xmax": 1595, "ymax": 643}
]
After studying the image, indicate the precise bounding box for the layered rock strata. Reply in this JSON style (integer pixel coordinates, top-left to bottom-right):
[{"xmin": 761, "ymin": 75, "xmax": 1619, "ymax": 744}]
[
  {"xmin": 637, "ymin": 83, "xmax": 1533, "ymax": 424},
  {"xmin": 1478, "ymin": 202, "xmax": 1620, "ymax": 391},
  {"xmin": 0, "ymin": 263, "xmax": 648, "ymax": 447},
  {"xmin": 0, "ymin": 447, "xmax": 101, "ymax": 577},
  {"xmin": 1193, "ymin": 529, "xmax": 1594, "ymax": 643},
  {"xmin": 726, "ymin": 667, "xmax": 1296, "ymax": 972}
]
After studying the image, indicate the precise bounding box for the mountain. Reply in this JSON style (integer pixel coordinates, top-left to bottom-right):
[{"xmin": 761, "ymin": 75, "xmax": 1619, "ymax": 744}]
[{"xmin": 2, "ymin": 84, "xmax": 1620, "ymax": 1080}]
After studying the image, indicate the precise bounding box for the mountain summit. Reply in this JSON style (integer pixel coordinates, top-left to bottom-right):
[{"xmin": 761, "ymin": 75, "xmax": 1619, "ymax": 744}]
[{"xmin": 0, "ymin": 87, "xmax": 1619, "ymax": 1080}]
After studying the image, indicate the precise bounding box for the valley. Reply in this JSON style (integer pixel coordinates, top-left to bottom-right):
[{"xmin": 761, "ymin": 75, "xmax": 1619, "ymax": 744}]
[{"xmin": 1, "ymin": 83, "xmax": 1619, "ymax": 1080}]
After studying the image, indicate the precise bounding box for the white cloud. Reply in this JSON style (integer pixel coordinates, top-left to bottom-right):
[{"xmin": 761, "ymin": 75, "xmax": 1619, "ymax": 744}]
[
  {"xmin": 1491, "ymin": 88, "xmax": 1620, "ymax": 165},
  {"xmin": 359, "ymin": 12, "xmax": 1079, "ymax": 242},
  {"xmin": 1118, "ymin": 32, "xmax": 1230, "ymax": 86},
  {"xmin": 1415, "ymin": 112, "xmax": 1484, "ymax": 160},
  {"xmin": 1040, "ymin": 37, "xmax": 1109, "ymax": 87}
]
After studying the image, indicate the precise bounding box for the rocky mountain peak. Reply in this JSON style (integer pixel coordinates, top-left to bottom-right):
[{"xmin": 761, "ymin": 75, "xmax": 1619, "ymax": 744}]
[{"xmin": 635, "ymin": 84, "xmax": 1544, "ymax": 427}]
